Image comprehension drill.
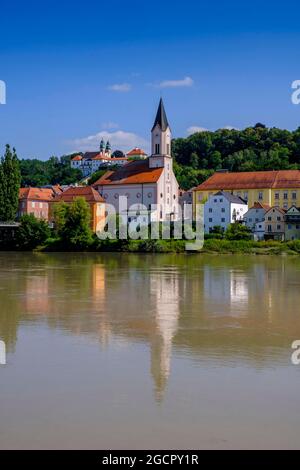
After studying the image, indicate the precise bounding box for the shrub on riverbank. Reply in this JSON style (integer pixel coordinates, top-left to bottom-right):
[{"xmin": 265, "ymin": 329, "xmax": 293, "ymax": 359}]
[
  {"xmin": 16, "ymin": 214, "xmax": 51, "ymax": 250},
  {"xmin": 202, "ymin": 239, "xmax": 295, "ymax": 254}
]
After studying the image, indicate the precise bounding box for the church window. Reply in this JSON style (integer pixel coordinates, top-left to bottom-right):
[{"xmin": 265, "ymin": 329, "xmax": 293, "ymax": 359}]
[
  {"xmin": 167, "ymin": 144, "xmax": 170, "ymax": 155},
  {"xmin": 155, "ymin": 144, "xmax": 160, "ymax": 154}
]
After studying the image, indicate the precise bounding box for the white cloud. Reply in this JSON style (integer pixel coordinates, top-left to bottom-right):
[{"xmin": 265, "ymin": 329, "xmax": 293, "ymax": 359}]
[
  {"xmin": 156, "ymin": 76, "xmax": 194, "ymax": 88},
  {"xmin": 187, "ymin": 126, "xmax": 208, "ymax": 135},
  {"xmin": 107, "ymin": 83, "xmax": 131, "ymax": 92},
  {"xmin": 68, "ymin": 130, "xmax": 149, "ymax": 153},
  {"xmin": 102, "ymin": 121, "xmax": 119, "ymax": 129}
]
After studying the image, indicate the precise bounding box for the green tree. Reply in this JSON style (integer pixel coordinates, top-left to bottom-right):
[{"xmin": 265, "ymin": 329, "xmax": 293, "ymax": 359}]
[
  {"xmin": 0, "ymin": 145, "xmax": 21, "ymax": 221},
  {"xmin": 16, "ymin": 214, "xmax": 51, "ymax": 250},
  {"xmin": 225, "ymin": 223, "xmax": 251, "ymax": 241},
  {"xmin": 54, "ymin": 197, "xmax": 93, "ymax": 249}
]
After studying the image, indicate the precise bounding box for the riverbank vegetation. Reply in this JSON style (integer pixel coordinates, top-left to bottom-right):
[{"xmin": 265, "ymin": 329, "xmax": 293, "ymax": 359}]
[{"xmin": 2, "ymin": 201, "xmax": 300, "ymax": 255}]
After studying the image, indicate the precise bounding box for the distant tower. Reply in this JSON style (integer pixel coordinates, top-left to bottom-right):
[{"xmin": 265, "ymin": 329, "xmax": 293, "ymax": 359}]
[
  {"xmin": 105, "ymin": 140, "xmax": 111, "ymax": 156},
  {"xmin": 100, "ymin": 139, "xmax": 105, "ymax": 154},
  {"xmin": 149, "ymin": 98, "xmax": 172, "ymax": 169}
]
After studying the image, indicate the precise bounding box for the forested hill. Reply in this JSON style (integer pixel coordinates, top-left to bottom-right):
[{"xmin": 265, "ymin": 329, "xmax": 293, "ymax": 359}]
[
  {"xmin": 172, "ymin": 124, "xmax": 300, "ymax": 190},
  {"xmin": 19, "ymin": 154, "xmax": 82, "ymax": 186}
]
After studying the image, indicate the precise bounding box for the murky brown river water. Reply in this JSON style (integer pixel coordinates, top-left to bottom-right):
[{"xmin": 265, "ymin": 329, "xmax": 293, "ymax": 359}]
[{"xmin": 0, "ymin": 252, "xmax": 300, "ymax": 449}]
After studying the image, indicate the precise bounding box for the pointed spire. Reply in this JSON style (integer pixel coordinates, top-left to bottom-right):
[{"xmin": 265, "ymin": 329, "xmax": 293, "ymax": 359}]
[{"xmin": 151, "ymin": 98, "xmax": 169, "ymax": 132}]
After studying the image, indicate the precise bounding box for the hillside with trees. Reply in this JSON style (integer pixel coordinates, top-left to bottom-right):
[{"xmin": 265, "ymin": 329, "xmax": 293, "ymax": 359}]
[
  {"xmin": 172, "ymin": 124, "xmax": 300, "ymax": 189},
  {"xmin": 20, "ymin": 154, "xmax": 82, "ymax": 187}
]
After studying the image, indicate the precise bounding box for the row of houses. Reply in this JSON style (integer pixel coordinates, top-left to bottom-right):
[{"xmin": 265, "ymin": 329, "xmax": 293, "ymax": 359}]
[
  {"xmin": 194, "ymin": 169, "xmax": 300, "ymax": 241},
  {"xmin": 17, "ymin": 185, "xmax": 106, "ymax": 233},
  {"xmin": 203, "ymin": 191, "xmax": 300, "ymax": 241},
  {"xmin": 14, "ymin": 100, "xmax": 300, "ymax": 242}
]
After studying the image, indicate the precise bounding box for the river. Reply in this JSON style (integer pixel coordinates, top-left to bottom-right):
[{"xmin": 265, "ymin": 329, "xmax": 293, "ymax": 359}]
[{"xmin": 0, "ymin": 252, "xmax": 299, "ymax": 449}]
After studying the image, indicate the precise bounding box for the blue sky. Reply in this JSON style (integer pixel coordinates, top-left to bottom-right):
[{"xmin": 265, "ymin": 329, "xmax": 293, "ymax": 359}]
[{"xmin": 0, "ymin": 0, "xmax": 300, "ymax": 159}]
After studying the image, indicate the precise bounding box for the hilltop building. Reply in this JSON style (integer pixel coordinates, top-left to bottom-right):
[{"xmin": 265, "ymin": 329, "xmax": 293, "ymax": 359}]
[
  {"xmin": 71, "ymin": 140, "xmax": 147, "ymax": 177},
  {"xmin": 126, "ymin": 148, "xmax": 148, "ymax": 159},
  {"xmin": 93, "ymin": 98, "xmax": 179, "ymax": 224}
]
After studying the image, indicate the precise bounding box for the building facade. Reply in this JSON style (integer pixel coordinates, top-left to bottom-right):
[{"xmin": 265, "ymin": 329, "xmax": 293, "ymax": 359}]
[
  {"xmin": 18, "ymin": 187, "xmax": 62, "ymax": 221},
  {"xmin": 204, "ymin": 191, "xmax": 248, "ymax": 233},
  {"xmin": 93, "ymin": 99, "xmax": 179, "ymax": 225},
  {"xmin": 193, "ymin": 170, "xmax": 300, "ymax": 216},
  {"xmin": 243, "ymin": 202, "xmax": 270, "ymax": 240},
  {"xmin": 71, "ymin": 140, "xmax": 130, "ymax": 177},
  {"xmin": 264, "ymin": 207, "xmax": 286, "ymax": 241},
  {"xmin": 285, "ymin": 206, "xmax": 300, "ymax": 241}
]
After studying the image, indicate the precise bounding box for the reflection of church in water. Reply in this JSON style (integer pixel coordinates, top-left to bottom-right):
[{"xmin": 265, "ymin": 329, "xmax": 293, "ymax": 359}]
[
  {"xmin": 149, "ymin": 272, "xmax": 180, "ymax": 401},
  {"xmin": 3, "ymin": 255, "xmax": 300, "ymax": 401}
]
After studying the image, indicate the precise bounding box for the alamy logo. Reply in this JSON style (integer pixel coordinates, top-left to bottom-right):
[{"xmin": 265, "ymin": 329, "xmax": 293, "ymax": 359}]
[
  {"xmin": 0, "ymin": 340, "xmax": 6, "ymax": 365},
  {"xmin": 0, "ymin": 80, "xmax": 6, "ymax": 105},
  {"xmin": 291, "ymin": 80, "xmax": 300, "ymax": 105},
  {"xmin": 291, "ymin": 340, "xmax": 300, "ymax": 365}
]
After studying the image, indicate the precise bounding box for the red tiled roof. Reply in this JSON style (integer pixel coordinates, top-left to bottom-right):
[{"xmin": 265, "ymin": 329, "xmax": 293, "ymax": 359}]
[
  {"xmin": 251, "ymin": 202, "xmax": 271, "ymax": 210},
  {"xmin": 93, "ymin": 159, "xmax": 163, "ymax": 186},
  {"xmin": 265, "ymin": 206, "xmax": 287, "ymax": 215},
  {"xmin": 71, "ymin": 155, "xmax": 82, "ymax": 161},
  {"xmin": 91, "ymin": 154, "xmax": 128, "ymax": 161},
  {"xmin": 194, "ymin": 170, "xmax": 300, "ymax": 191},
  {"xmin": 53, "ymin": 186, "xmax": 104, "ymax": 203},
  {"xmin": 19, "ymin": 188, "xmax": 55, "ymax": 201},
  {"xmin": 126, "ymin": 147, "xmax": 147, "ymax": 156}
]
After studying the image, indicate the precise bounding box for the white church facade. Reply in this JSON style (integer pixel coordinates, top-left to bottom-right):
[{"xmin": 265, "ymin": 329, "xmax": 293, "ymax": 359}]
[{"xmin": 93, "ymin": 99, "xmax": 179, "ymax": 224}]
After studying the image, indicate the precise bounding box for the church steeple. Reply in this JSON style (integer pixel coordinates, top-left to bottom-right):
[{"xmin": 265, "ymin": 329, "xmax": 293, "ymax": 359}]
[
  {"xmin": 151, "ymin": 98, "xmax": 171, "ymax": 157},
  {"xmin": 151, "ymin": 98, "xmax": 170, "ymax": 132}
]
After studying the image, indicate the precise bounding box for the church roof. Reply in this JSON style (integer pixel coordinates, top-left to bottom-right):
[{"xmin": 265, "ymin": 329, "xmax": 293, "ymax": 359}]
[
  {"xmin": 151, "ymin": 98, "xmax": 169, "ymax": 132},
  {"xmin": 92, "ymin": 159, "xmax": 163, "ymax": 186}
]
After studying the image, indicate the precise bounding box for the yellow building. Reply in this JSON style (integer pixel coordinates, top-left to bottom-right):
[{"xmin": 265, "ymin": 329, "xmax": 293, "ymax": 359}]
[{"xmin": 193, "ymin": 170, "xmax": 300, "ymax": 216}]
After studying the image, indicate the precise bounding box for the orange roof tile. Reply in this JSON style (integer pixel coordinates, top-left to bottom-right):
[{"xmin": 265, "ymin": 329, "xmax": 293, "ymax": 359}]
[
  {"xmin": 53, "ymin": 186, "xmax": 104, "ymax": 203},
  {"xmin": 71, "ymin": 155, "xmax": 82, "ymax": 161},
  {"xmin": 93, "ymin": 159, "xmax": 163, "ymax": 186},
  {"xmin": 127, "ymin": 147, "xmax": 147, "ymax": 156},
  {"xmin": 91, "ymin": 154, "xmax": 128, "ymax": 161},
  {"xmin": 194, "ymin": 170, "xmax": 300, "ymax": 191},
  {"xmin": 19, "ymin": 188, "xmax": 55, "ymax": 201},
  {"xmin": 251, "ymin": 202, "xmax": 271, "ymax": 210}
]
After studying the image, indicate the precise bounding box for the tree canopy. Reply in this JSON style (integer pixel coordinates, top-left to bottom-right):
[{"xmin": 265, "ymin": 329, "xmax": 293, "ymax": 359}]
[
  {"xmin": 0, "ymin": 145, "xmax": 21, "ymax": 221},
  {"xmin": 20, "ymin": 154, "xmax": 82, "ymax": 187},
  {"xmin": 172, "ymin": 125, "xmax": 300, "ymax": 189}
]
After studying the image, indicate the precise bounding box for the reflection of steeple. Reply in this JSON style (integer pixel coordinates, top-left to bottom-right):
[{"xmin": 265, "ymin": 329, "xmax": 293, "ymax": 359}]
[{"xmin": 150, "ymin": 272, "xmax": 180, "ymax": 402}]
